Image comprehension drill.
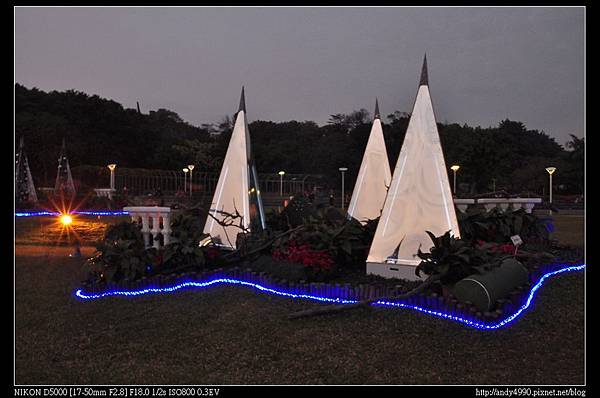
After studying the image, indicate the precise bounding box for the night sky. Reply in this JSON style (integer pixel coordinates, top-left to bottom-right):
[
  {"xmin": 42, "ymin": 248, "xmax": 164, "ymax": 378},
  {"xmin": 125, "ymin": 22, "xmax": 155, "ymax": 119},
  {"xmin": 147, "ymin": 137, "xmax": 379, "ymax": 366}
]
[{"xmin": 15, "ymin": 7, "xmax": 584, "ymax": 145}]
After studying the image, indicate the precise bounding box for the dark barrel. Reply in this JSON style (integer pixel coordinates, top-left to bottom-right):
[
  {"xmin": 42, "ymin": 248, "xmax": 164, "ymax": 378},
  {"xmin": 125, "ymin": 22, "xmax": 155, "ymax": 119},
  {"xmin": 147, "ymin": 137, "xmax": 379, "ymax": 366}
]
[{"xmin": 453, "ymin": 258, "xmax": 529, "ymax": 312}]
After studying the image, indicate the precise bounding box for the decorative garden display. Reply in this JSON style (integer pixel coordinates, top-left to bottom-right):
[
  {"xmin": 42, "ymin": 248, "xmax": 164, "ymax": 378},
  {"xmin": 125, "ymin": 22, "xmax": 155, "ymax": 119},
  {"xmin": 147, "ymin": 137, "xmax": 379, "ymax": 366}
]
[
  {"xmin": 54, "ymin": 137, "xmax": 76, "ymax": 195},
  {"xmin": 367, "ymin": 56, "xmax": 460, "ymax": 280},
  {"xmin": 69, "ymin": 56, "xmax": 583, "ymax": 332},
  {"xmin": 203, "ymin": 87, "xmax": 266, "ymax": 249},
  {"xmin": 15, "ymin": 136, "xmax": 38, "ymax": 207},
  {"xmin": 346, "ymin": 98, "xmax": 392, "ymax": 224}
]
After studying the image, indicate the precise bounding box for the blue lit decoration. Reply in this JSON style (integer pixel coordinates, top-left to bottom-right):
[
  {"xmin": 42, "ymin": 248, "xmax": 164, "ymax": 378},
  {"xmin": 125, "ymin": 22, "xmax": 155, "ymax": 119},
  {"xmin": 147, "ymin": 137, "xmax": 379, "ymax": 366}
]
[
  {"xmin": 74, "ymin": 263, "xmax": 585, "ymax": 330},
  {"xmin": 15, "ymin": 210, "xmax": 129, "ymax": 217}
]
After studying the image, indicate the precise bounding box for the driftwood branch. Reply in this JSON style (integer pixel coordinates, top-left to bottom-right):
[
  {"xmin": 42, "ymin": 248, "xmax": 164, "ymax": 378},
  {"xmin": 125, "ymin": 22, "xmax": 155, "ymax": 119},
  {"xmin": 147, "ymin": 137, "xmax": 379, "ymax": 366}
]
[
  {"xmin": 222, "ymin": 225, "xmax": 306, "ymax": 262},
  {"xmin": 206, "ymin": 207, "xmax": 249, "ymax": 248},
  {"xmin": 288, "ymin": 274, "xmax": 441, "ymax": 319}
]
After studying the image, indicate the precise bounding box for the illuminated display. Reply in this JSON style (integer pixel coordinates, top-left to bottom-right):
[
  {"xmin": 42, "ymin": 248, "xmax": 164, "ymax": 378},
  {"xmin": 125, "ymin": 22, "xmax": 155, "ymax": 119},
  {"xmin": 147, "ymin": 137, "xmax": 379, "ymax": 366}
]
[{"xmin": 74, "ymin": 263, "xmax": 585, "ymax": 330}]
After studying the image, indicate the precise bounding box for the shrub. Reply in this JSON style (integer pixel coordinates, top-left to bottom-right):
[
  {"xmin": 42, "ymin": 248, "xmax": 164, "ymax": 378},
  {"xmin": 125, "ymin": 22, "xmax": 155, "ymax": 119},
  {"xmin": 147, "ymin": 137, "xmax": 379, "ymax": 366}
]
[
  {"xmin": 86, "ymin": 221, "xmax": 159, "ymax": 283},
  {"xmin": 162, "ymin": 212, "xmax": 208, "ymax": 272},
  {"xmin": 458, "ymin": 207, "xmax": 549, "ymax": 244},
  {"xmin": 416, "ymin": 230, "xmax": 505, "ymax": 286}
]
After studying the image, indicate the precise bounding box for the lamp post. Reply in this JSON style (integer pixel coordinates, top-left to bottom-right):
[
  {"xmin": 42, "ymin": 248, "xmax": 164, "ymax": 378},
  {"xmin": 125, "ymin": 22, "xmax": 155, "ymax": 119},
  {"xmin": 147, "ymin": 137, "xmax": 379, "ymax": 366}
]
[
  {"xmin": 546, "ymin": 167, "xmax": 556, "ymax": 215},
  {"xmin": 492, "ymin": 178, "xmax": 496, "ymax": 193},
  {"xmin": 339, "ymin": 167, "xmax": 348, "ymax": 209},
  {"xmin": 278, "ymin": 171, "xmax": 285, "ymax": 197},
  {"xmin": 183, "ymin": 168, "xmax": 189, "ymax": 193},
  {"xmin": 107, "ymin": 164, "xmax": 117, "ymax": 190},
  {"xmin": 450, "ymin": 165, "xmax": 460, "ymax": 195},
  {"xmin": 187, "ymin": 165, "xmax": 195, "ymax": 197}
]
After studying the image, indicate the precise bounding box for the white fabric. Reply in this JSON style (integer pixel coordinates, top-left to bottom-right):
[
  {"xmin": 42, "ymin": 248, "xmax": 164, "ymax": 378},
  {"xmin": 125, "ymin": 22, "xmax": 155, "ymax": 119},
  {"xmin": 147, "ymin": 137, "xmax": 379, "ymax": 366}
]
[
  {"xmin": 347, "ymin": 118, "xmax": 391, "ymax": 224},
  {"xmin": 203, "ymin": 110, "xmax": 251, "ymax": 249},
  {"xmin": 367, "ymin": 85, "xmax": 460, "ymax": 268}
]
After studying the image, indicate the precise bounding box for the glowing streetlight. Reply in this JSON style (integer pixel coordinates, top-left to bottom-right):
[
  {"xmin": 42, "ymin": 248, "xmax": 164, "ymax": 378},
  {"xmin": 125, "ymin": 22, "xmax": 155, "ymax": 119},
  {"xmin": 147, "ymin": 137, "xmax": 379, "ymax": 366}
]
[
  {"xmin": 450, "ymin": 165, "xmax": 460, "ymax": 195},
  {"xmin": 278, "ymin": 171, "xmax": 285, "ymax": 197},
  {"xmin": 183, "ymin": 168, "xmax": 189, "ymax": 193},
  {"xmin": 107, "ymin": 164, "xmax": 117, "ymax": 190},
  {"xmin": 187, "ymin": 165, "xmax": 195, "ymax": 197},
  {"xmin": 339, "ymin": 167, "xmax": 348, "ymax": 209},
  {"xmin": 546, "ymin": 167, "xmax": 556, "ymax": 215}
]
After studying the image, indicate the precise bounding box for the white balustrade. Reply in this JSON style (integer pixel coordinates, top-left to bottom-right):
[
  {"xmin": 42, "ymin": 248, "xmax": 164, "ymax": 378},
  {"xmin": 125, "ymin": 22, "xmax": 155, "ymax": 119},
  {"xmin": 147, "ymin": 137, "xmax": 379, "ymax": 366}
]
[
  {"xmin": 94, "ymin": 188, "xmax": 116, "ymax": 200},
  {"xmin": 454, "ymin": 199, "xmax": 475, "ymax": 213},
  {"xmin": 477, "ymin": 198, "xmax": 504, "ymax": 212},
  {"xmin": 453, "ymin": 198, "xmax": 542, "ymax": 213},
  {"xmin": 123, "ymin": 206, "xmax": 172, "ymax": 249},
  {"xmin": 476, "ymin": 198, "xmax": 542, "ymax": 213},
  {"xmin": 508, "ymin": 198, "xmax": 542, "ymax": 213}
]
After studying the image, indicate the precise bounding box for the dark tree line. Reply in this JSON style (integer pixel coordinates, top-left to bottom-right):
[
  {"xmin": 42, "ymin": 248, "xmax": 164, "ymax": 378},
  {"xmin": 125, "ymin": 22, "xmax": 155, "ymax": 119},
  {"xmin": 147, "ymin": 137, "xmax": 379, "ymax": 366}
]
[{"xmin": 15, "ymin": 84, "xmax": 583, "ymax": 195}]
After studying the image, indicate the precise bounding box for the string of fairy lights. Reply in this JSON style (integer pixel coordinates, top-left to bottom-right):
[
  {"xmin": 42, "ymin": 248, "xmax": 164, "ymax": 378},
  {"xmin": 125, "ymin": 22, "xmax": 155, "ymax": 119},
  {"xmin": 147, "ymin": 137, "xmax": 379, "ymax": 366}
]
[
  {"xmin": 15, "ymin": 210, "xmax": 129, "ymax": 217},
  {"xmin": 74, "ymin": 263, "xmax": 585, "ymax": 331}
]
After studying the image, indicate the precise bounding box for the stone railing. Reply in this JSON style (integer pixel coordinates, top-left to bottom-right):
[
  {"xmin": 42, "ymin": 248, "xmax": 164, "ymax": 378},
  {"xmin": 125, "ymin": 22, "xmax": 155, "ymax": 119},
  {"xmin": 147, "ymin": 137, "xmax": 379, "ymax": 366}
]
[
  {"xmin": 454, "ymin": 198, "xmax": 542, "ymax": 214},
  {"xmin": 123, "ymin": 206, "xmax": 172, "ymax": 248},
  {"xmin": 94, "ymin": 188, "xmax": 116, "ymax": 200}
]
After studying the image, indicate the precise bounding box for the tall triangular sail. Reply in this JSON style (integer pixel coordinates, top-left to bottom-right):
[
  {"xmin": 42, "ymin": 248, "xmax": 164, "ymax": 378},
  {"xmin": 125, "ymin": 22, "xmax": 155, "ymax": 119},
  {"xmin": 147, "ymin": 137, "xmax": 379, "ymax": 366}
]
[
  {"xmin": 203, "ymin": 87, "xmax": 266, "ymax": 249},
  {"xmin": 367, "ymin": 56, "xmax": 460, "ymax": 280},
  {"xmin": 15, "ymin": 136, "xmax": 38, "ymax": 206},
  {"xmin": 54, "ymin": 137, "xmax": 76, "ymax": 195},
  {"xmin": 347, "ymin": 98, "xmax": 392, "ymax": 223}
]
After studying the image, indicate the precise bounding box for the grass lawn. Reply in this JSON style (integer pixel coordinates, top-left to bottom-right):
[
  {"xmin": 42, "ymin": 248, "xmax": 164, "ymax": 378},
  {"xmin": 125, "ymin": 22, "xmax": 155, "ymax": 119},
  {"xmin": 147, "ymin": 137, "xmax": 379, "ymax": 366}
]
[{"xmin": 14, "ymin": 214, "xmax": 585, "ymax": 385}]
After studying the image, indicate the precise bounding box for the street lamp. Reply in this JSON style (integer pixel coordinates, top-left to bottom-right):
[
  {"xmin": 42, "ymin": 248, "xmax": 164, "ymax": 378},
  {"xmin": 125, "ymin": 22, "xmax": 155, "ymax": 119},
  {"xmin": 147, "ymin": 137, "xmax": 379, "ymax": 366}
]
[
  {"xmin": 107, "ymin": 164, "xmax": 117, "ymax": 191},
  {"xmin": 339, "ymin": 167, "xmax": 348, "ymax": 209},
  {"xmin": 278, "ymin": 171, "xmax": 285, "ymax": 197},
  {"xmin": 450, "ymin": 165, "xmax": 460, "ymax": 195},
  {"xmin": 183, "ymin": 168, "xmax": 189, "ymax": 193},
  {"xmin": 546, "ymin": 167, "xmax": 556, "ymax": 215},
  {"xmin": 187, "ymin": 165, "xmax": 195, "ymax": 197}
]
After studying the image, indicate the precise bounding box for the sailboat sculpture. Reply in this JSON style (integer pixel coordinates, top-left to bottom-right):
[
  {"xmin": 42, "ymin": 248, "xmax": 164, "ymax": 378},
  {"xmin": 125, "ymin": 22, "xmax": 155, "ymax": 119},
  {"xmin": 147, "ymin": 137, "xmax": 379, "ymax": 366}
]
[
  {"xmin": 15, "ymin": 136, "xmax": 38, "ymax": 206},
  {"xmin": 366, "ymin": 56, "xmax": 460, "ymax": 280},
  {"xmin": 346, "ymin": 98, "xmax": 392, "ymax": 224},
  {"xmin": 203, "ymin": 87, "xmax": 266, "ymax": 249}
]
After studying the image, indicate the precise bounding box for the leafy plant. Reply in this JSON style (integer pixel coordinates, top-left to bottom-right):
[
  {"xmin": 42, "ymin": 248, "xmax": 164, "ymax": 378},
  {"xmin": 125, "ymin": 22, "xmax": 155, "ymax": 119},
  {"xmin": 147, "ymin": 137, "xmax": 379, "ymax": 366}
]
[
  {"xmin": 458, "ymin": 207, "xmax": 549, "ymax": 244},
  {"xmin": 415, "ymin": 230, "xmax": 504, "ymax": 285},
  {"xmin": 86, "ymin": 221, "xmax": 158, "ymax": 283},
  {"xmin": 162, "ymin": 212, "xmax": 208, "ymax": 272},
  {"xmin": 268, "ymin": 210, "xmax": 378, "ymax": 280}
]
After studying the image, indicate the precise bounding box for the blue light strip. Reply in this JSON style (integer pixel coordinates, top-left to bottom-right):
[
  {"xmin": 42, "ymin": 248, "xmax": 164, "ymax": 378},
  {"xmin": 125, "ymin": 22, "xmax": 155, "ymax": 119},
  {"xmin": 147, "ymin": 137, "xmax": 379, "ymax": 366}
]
[
  {"xmin": 74, "ymin": 263, "xmax": 585, "ymax": 330},
  {"xmin": 74, "ymin": 210, "xmax": 129, "ymax": 216},
  {"xmin": 15, "ymin": 210, "xmax": 60, "ymax": 217},
  {"xmin": 373, "ymin": 264, "xmax": 585, "ymax": 330},
  {"xmin": 15, "ymin": 210, "xmax": 129, "ymax": 217}
]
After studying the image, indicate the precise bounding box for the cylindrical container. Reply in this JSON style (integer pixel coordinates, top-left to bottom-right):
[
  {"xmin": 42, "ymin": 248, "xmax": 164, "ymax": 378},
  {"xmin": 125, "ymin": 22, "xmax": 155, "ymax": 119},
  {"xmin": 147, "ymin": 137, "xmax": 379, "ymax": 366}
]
[{"xmin": 453, "ymin": 258, "xmax": 529, "ymax": 312}]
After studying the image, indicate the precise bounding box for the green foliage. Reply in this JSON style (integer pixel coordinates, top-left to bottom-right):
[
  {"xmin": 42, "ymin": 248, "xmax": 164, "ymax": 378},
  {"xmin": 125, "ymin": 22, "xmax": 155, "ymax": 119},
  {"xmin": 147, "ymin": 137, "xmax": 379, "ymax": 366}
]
[
  {"xmin": 162, "ymin": 212, "xmax": 208, "ymax": 272},
  {"xmin": 415, "ymin": 230, "xmax": 504, "ymax": 285},
  {"xmin": 458, "ymin": 207, "xmax": 549, "ymax": 244},
  {"xmin": 86, "ymin": 212, "xmax": 212, "ymax": 284},
  {"xmin": 271, "ymin": 208, "xmax": 377, "ymax": 276},
  {"xmin": 278, "ymin": 195, "xmax": 319, "ymax": 228},
  {"xmin": 86, "ymin": 221, "xmax": 157, "ymax": 283}
]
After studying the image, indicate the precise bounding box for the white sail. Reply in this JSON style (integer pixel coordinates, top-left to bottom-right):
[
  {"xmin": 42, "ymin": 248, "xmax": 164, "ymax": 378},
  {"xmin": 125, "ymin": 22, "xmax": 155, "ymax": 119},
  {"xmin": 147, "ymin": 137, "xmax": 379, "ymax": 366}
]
[
  {"xmin": 347, "ymin": 100, "xmax": 391, "ymax": 224},
  {"xmin": 366, "ymin": 57, "xmax": 460, "ymax": 280},
  {"xmin": 203, "ymin": 88, "xmax": 265, "ymax": 249}
]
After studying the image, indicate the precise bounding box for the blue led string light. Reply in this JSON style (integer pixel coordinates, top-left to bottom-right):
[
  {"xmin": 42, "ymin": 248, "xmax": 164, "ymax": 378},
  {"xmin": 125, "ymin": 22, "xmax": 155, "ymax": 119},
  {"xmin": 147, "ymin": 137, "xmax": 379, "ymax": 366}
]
[
  {"xmin": 73, "ymin": 210, "xmax": 129, "ymax": 216},
  {"xmin": 74, "ymin": 263, "xmax": 585, "ymax": 330},
  {"xmin": 373, "ymin": 264, "xmax": 585, "ymax": 330},
  {"xmin": 15, "ymin": 211, "xmax": 60, "ymax": 217},
  {"xmin": 15, "ymin": 210, "xmax": 129, "ymax": 217}
]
